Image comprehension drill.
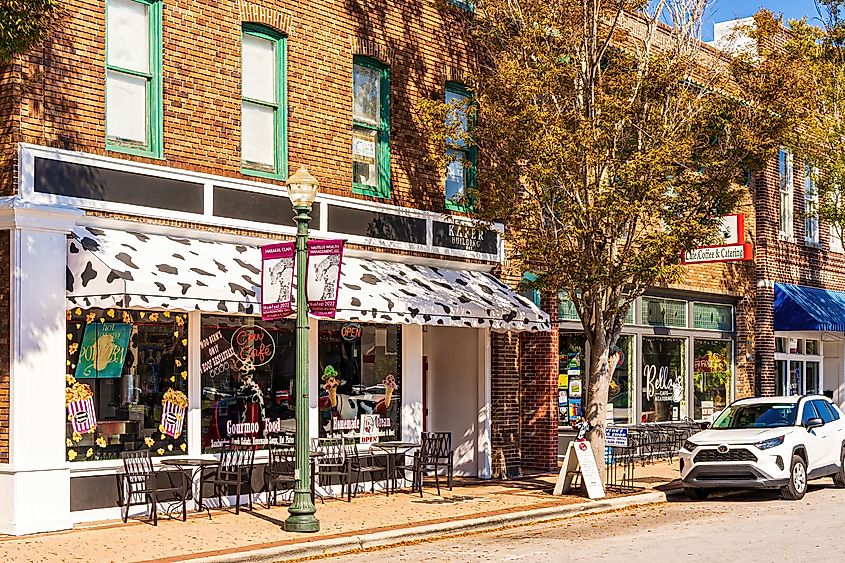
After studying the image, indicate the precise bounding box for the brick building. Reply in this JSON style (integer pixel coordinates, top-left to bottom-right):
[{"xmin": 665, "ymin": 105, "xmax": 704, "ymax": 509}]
[{"xmin": 0, "ymin": 0, "xmax": 550, "ymax": 534}]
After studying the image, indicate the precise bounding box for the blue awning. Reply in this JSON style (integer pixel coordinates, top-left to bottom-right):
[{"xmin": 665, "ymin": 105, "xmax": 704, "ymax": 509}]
[{"xmin": 774, "ymin": 283, "xmax": 845, "ymax": 332}]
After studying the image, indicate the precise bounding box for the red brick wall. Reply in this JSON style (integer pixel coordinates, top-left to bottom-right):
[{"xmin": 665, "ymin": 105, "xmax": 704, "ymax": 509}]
[
  {"xmin": 751, "ymin": 152, "xmax": 845, "ymax": 396},
  {"xmin": 490, "ymin": 331, "xmax": 521, "ymax": 476},
  {"xmin": 518, "ymin": 291, "xmax": 559, "ymax": 472},
  {"xmin": 7, "ymin": 0, "xmax": 473, "ymax": 212}
]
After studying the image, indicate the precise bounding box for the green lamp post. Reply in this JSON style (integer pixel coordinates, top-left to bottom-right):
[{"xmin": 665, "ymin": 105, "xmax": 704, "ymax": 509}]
[{"xmin": 284, "ymin": 166, "xmax": 320, "ymax": 533}]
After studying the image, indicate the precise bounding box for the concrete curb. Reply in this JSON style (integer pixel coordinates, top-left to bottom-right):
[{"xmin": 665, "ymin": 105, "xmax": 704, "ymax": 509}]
[{"xmin": 186, "ymin": 490, "xmax": 676, "ymax": 562}]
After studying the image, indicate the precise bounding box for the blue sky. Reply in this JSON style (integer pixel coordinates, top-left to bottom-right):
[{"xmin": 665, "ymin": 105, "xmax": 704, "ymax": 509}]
[{"xmin": 702, "ymin": 0, "xmax": 818, "ymax": 40}]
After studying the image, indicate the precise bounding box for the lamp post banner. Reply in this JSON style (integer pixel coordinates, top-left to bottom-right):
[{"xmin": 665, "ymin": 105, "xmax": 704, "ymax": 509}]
[
  {"xmin": 306, "ymin": 239, "xmax": 344, "ymax": 318},
  {"xmin": 261, "ymin": 241, "xmax": 296, "ymax": 321}
]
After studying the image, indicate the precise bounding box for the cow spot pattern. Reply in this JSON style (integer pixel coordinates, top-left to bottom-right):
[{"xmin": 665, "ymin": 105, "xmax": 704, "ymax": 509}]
[{"xmin": 66, "ymin": 226, "xmax": 550, "ymax": 332}]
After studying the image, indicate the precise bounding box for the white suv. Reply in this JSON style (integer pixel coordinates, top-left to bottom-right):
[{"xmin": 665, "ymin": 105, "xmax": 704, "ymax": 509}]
[{"xmin": 680, "ymin": 395, "xmax": 845, "ymax": 500}]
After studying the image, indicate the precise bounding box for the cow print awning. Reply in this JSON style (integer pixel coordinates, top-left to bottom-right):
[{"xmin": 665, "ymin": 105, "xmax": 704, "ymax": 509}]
[{"xmin": 66, "ymin": 226, "xmax": 550, "ymax": 332}]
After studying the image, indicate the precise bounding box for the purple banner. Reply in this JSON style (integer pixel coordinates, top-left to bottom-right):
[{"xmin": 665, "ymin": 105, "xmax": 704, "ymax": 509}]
[
  {"xmin": 306, "ymin": 239, "xmax": 344, "ymax": 318},
  {"xmin": 261, "ymin": 241, "xmax": 295, "ymax": 321}
]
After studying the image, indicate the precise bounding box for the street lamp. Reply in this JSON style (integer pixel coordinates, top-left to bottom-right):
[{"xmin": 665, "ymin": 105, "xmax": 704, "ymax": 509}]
[{"xmin": 284, "ymin": 166, "xmax": 320, "ymax": 533}]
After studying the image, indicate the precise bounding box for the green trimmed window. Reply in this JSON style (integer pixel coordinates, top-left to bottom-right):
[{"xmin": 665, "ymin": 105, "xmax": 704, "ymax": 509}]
[
  {"xmin": 447, "ymin": 0, "xmax": 475, "ymax": 11},
  {"xmin": 241, "ymin": 25, "xmax": 287, "ymax": 178},
  {"xmin": 352, "ymin": 57, "xmax": 391, "ymax": 198},
  {"xmin": 445, "ymin": 82, "xmax": 476, "ymax": 211},
  {"xmin": 105, "ymin": 0, "xmax": 162, "ymax": 157}
]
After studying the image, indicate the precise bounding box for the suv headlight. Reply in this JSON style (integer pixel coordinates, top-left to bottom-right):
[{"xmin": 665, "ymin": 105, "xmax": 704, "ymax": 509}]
[
  {"xmin": 682, "ymin": 440, "xmax": 698, "ymax": 451},
  {"xmin": 755, "ymin": 436, "xmax": 785, "ymax": 450}
]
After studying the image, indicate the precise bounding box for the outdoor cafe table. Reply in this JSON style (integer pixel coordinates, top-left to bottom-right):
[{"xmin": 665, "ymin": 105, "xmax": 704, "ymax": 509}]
[
  {"xmin": 163, "ymin": 450, "xmax": 327, "ymax": 510},
  {"xmin": 160, "ymin": 458, "xmax": 219, "ymax": 512},
  {"xmin": 369, "ymin": 441, "xmax": 420, "ymax": 495}
]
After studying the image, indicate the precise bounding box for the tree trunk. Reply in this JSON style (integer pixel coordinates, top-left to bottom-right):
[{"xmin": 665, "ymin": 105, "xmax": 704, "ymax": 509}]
[{"xmin": 584, "ymin": 333, "xmax": 613, "ymax": 483}]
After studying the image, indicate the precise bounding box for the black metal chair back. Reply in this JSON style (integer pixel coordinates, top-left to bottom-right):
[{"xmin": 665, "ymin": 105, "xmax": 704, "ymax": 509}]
[
  {"xmin": 316, "ymin": 437, "xmax": 345, "ymax": 465},
  {"xmin": 218, "ymin": 445, "xmax": 255, "ymax": 477},
  {"xmin": 121, "ymin": 450, "xmax": 154, "ymax": 487},
  {"xmin": 428, "ymin": 432, "xmax": 452, "ymax": 460},
  {"xmin": 268, "ymin": 444, "xmax": 296, "ymax": 473}
]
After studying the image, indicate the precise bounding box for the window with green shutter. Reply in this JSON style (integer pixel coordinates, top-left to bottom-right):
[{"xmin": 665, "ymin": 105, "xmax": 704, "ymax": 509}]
[
  {"xmin": 352, "ymin": 57, "xmax": 391, "ymax": 198},
  {"xmin": 240, "ymin": 25, "xmax": 287, "ymax": 179},
  {"xmin": 105, "ymin": 0, "xmax": 162, "ymax": 158},
  {"xmin": 445, "ymin": 82, "xmax": 476, "ymax": 211}
]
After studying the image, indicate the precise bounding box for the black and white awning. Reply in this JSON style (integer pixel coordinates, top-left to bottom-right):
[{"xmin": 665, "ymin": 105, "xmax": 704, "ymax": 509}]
[{"xmin": 66, "ymin": 226, "xmax": 550, "ymax": 332}]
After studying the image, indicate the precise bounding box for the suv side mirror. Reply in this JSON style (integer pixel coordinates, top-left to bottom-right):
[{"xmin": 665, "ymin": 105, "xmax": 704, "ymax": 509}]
[
  {"xmin": 699, "ymin": 421, "xmax": 711, "ymax": 430},
  {"xmin": 805, "ymin": 417, "xmax": 825, "ymax": 430}
]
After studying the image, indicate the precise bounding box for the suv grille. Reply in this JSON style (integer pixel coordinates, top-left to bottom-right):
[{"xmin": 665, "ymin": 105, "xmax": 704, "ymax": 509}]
[{"xmin": 694, "ymin": 448, "xmax": 757, "ymax": 463}]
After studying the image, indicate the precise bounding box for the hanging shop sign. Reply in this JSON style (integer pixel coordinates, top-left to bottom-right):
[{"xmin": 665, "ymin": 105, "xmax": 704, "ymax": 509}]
[
  {"xmin": 682, "ymin": 214, "xmax": 753, "ymax": 264},
  {"xmin": 553, "ymin": 441, "xmax": 605, "ymax": 499},
  {"xmin": 306, "ymin": 239, "xmax": 344, "ymax": 318},
  {"xmin": 261, "ymin": 241, "xmax": 296, "ymax": 321},
  {"xmin": 200, "ymin": 330, "xmax": 236, "ymax": 379},
  {"xmin": 231, "ymin": 325, "xmax": 276, "ymax": 367},
  {"xmin": 75, "ymin": 323, "xmax": 132, "ymax": 379}
]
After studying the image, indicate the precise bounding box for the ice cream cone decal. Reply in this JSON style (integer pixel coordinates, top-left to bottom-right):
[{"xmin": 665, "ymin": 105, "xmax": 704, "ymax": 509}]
[
  {"xmin": 322, "ymin": 366, "xmax": 340, "ymax": 409},
  {"xmin": 383, "ymin": 374, "xmax": 398, "ymax": 407}
]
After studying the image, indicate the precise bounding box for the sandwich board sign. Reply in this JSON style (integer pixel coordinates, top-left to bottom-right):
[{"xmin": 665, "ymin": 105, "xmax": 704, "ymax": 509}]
[{"xmin": 553, "ymin": 440, "xmax": 605, "ymax": 499}]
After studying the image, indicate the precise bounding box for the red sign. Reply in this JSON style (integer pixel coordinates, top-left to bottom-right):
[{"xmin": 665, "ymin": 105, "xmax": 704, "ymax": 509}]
[
  {"xmin": 261, "ymin": 242, "xmax": 295, "ymax": 320},
  {"xmin": 682, "ymin": 214, "xmax": 752, "ymax": 264},
  {"xmin": 306, "ymin": 239, "xmax": 344, "ymax": 318}
]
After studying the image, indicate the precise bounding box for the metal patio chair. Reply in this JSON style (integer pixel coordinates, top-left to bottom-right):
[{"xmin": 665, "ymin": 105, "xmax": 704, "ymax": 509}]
[
  {"xmin": 209, "ymin": 444, "xmax": 256, "ymax": 514},
  {"xmin": 119, "ymin": 450, "xmax": 187, "ymax": 526},
  {"xmin": 264, "ymin": 444, "xmax": 297, "ymax": 507}
]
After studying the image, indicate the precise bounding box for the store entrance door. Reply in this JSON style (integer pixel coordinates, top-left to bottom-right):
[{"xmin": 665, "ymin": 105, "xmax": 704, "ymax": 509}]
[{"xmin": 424, "ymin": 326, "xmax": 480, "ymax": 477}]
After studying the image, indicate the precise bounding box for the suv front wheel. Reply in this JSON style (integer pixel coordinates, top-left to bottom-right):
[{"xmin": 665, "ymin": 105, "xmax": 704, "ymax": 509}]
[{"xmin": 781, "ymin": 455, "xmax": 808, "ymax": 500}]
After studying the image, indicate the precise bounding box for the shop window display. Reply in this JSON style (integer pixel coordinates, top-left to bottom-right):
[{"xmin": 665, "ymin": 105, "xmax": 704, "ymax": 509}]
[
  {"xmin": 318, "ymin": 322, "xmax": 401, "ymax": 440},
  {"xmin": 641, "ymin": 337, "xmax": 686, "ymax": 422},
  {"xmin": 558, "ymin": 333, "xmax": 585, "ymax": 426},
  {"xmin": 693, "ymin": 339, "xmax": 732, "ymax": 420},
  {"xmin": 200, "ymin": 315, "xmax": 295, "ymax": 451},
  {"xmin": 609, "ymin": 336, "xmax": 634, "ymax": 424},
  {"xmin": 65, "ymin": 308, "xmax": 189, "ymax": 462}
]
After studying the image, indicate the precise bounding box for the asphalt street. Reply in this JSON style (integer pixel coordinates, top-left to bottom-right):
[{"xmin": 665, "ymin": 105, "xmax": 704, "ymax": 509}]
[{"xmin": 326, "ymin": 484, "xmax": 845, "ymax": 562}]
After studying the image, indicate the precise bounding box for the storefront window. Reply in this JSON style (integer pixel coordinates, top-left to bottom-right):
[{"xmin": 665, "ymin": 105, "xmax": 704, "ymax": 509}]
[
  {"xmin": 558, "ymin": 333, "xmax": 585, "ymax": 426},
  {"xmin": 318, "ymin": 322, "xmax": 401, "ymax": 440},
  {"xmin": 693, "ymin": 339, "xmax": 732, "ymax": 420},
  {"xmin": 200, "ymin": 315, "xmax": 295, "ymax": 451},
  {"xmin": 65, "ymin": 308, "xmax": 189, "ymax": 462},
  {"xmin": 806, "ymin": 361, "xmax": 820, "ymax": 394},
  {"xmin": 609, "ymin": 336, "xmax": 634, "ymax": 424},
  {"xmin": 641, "ymin": 337, "xmax": 686, "ymax": 422}
]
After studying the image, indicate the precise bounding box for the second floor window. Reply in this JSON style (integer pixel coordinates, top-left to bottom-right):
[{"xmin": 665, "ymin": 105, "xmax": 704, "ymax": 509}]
[
  {"xmin": 105, "ymin": 0, "xmax": 161, "ymax": 156},
  {"xmin": 445, "ymin": 83, "xmax": 476, "ymax": 211},
  {"xmin": 241, "ymin": 25, "xmax": 287, "ymax": 177},
  {"xmin": 804, "ymin": 165, "xmax": 819, "ymax": 245},
  {"xmin": 779, "ymin": 147, "xmax": 793, "ymax": 239},
  {"xmin": 352, "ymin": 57, "xmax": 390, "ymax": 198}
]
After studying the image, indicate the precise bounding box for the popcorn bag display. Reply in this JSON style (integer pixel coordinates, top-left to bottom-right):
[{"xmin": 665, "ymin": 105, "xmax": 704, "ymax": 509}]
[
  {"xmin": 160, "ymin": 388, "xmax": 188, "ymax": 439},
  {"xmin": 66, "ymin": 382, "xmax": 97, "ymax": 434}
]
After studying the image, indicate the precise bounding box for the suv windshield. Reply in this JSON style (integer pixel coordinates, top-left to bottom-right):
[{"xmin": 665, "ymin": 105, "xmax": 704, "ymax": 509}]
[{"xmin": 712, "ymin": 403, "xmax": 798, "ymax": 429}]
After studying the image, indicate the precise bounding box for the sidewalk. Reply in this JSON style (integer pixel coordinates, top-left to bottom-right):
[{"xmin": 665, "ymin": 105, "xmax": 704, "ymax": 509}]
[{"xmin": 0, "ymin": 461, "xmax": 682, "ymax": 563}]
